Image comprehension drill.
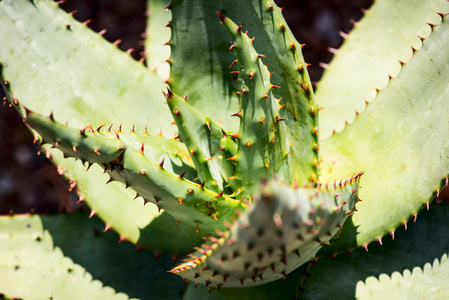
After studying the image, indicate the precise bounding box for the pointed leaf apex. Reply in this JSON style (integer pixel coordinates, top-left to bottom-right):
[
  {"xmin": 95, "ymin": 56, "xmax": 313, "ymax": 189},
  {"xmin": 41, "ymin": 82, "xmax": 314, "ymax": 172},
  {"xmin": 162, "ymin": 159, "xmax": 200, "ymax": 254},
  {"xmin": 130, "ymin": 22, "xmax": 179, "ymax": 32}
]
[
  {"xmin": 165, "ymin": 88, "xmax": 174, "ymax": 100},
  {"xmin": 216, "ymin": 11, "xmax": 226, "ymax": 22}
]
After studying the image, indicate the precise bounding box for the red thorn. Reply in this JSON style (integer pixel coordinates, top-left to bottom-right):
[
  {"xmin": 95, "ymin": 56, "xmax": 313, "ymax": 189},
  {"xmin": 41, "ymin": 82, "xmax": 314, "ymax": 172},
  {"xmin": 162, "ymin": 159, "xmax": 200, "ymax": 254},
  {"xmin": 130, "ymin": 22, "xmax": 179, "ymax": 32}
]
[
  {"xmin": 273, "ymin": 214, "xmax": 283, "ymax": 228},
  {"xmin": 104, "ymin": 224, "xmax": 111, "ymax": 232},
  {"xmin": 427, "ymin": 22, "xmax": 436, "ymax": 29},
  {"xmin": 275, "ymin": 116, "xmax": 285, "ymax": 122},
  {"xmin": 138, "ymin": 143, "xmax": 144, "ymax": 153},
  {"xmin": 319, "ymin": 62, "xmax": 328, "ymax": 69},
  {"xmin": 178, "ymin": 171, "xmax": 186, "ymax": 180},
  {"xmin": 48, "ymin": 111, "xmax": 55, "ymax": 121},
  {"xmin": 216, "ymin": 11, "xmax": 226, "ymax": 22},
  {"xmin": 328, "ymin": 47, "xmax": 338, "ymax": 54},
  {"xmin": 159, "ymin": 158, "xmax": 165, "ymax": 168},
  {"xmin": 113, "ymin": 129, "xmax": 120, "ymax": 139},
  {"xmin": 363, "ymin": 244, "xmax": 368, "ymax": 252},
  {"xmin": 128, "ymin": 125, "xmax": 137, "ymax": 135},
  {"xmin": 339, "ymin": 31, "xmax": 348, "ymax": 39},
  {"xmin": 221, "ymin": 129, "xmax": 228, "ymax": 138},
  {"xmin": 165, "ymin": 88, "xmax": 174, "ymax": 100},
  {"xmin": 118, "ymin": 235, "xmax": 127, "ymax": 244},
  {"xmin": 215, "ymin": 229, "xmax": 226, "ymax": 238}
]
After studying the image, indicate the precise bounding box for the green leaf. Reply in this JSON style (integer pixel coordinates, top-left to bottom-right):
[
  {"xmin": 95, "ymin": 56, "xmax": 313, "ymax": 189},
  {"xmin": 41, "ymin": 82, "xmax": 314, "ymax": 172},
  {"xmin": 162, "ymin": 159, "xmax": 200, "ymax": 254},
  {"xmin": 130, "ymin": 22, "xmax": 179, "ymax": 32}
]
[
  {"xmin": 48, "ymin": 148, "xmax": 205, "ymax": 255},
  {"xmin": 171, "ymin": 174, "xmax": 361, "ymax": 288},
  {"xmin": 218, "ymin": 13, "xmax": 291, "ymax": 196},
  {"xmin": 0, "ymin": 212, "xmax": 184, "ymax": 300},
  {"xmin": 320, "ymin": 13, "xmax": 449, "ymax": 247},
  {"xmin": 300, "ymin": 201, "xmax": 449, "ymax": 299},
  {"xmin": 316, "ymin": 0, "xmax": 449, "ymax": 138},
  {"xmin": 169, "ymin": 1, "xmax": 318, "ymax": 187},
  {"xmin": 145, "ymin": 0, "xmax": 171, "ymax": 80},
  {"xmin": 358, "ymin": 253, "xmax": 449, "ymax": 299},
  {"xmin": 25, "ymin": 110, "xmax": 243, "ymax": 234},
  {"xmin": 0, "ymin": 0, "xmax": 204, "ymax": 254},
  {"xmin": 0, "ymin": 0, "xmax": 172, "ymax": 135},
  {"xmin": 165, "ymin": 89, "xmax": 236, "ymax": 192}
]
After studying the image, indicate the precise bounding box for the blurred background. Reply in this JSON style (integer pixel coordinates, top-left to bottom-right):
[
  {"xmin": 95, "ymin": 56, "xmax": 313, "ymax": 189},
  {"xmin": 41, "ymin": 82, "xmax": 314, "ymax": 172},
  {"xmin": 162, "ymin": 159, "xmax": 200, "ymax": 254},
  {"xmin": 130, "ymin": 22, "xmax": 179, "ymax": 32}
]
[{"xmin": 0, "ymin": 0, "xmax": 374, "ymax": 214}]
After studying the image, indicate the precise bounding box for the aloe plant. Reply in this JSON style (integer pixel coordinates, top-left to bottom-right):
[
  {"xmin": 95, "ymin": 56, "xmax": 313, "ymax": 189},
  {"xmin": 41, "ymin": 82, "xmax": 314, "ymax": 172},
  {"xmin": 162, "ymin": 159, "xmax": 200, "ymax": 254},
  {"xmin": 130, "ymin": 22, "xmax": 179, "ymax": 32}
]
[{"xmin": 1, "ymin": 0, "xmax": 448, "ymax": 299}]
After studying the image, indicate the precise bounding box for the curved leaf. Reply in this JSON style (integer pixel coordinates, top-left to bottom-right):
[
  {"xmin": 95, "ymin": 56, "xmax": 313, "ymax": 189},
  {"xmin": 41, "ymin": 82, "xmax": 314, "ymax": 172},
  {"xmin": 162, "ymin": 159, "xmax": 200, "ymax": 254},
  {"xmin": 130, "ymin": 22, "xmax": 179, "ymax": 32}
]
[
  {"xmin": 316, "ymin": 0, "xmax": 449, "ymax": 138},
  {"xmin": 0, "ymin": 0, "xmax": 172, "ymax": 135},
  {"xmin": 300, "ymin": 201, "xmax": 449, "ymax": 299},
  {"xmin": 145, "ymin": 0, "xmax": 171, "ymax": 80},
  {"xmin": 320, "ymin": 13, "xmax": 449, "ymax": 247},
  {"xmin": 358, "ymin": 253, "xmax": 449, "ymax": 299},
  {"xmin": 170, "ymin": 1, "xmax": 318, "ymax": 184},
  {"xmin": 172, "ymin": 175, "xmax": 361, "ymax": 288},
  {"xmin": 0, "ymin": 212, "xmax": 184, "ymax": 300}
]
